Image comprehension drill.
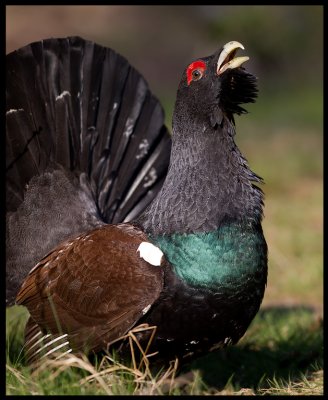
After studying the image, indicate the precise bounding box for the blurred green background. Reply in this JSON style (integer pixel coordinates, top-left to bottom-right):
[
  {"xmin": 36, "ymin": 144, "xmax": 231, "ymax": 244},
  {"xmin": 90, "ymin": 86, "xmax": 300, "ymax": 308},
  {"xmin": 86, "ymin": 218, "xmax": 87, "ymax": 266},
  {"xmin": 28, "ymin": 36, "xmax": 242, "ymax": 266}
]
[{"xmin": 6, "ymin": 5, "xmax": 323, "ymax": 310}]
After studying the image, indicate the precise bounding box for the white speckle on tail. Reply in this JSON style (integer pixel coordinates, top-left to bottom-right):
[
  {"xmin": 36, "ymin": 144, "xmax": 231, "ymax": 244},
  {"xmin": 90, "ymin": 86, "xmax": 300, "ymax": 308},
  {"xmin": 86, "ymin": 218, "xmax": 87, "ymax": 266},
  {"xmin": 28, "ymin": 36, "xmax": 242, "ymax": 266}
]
[
  {"xmin": 224, "ymin": 337, "xmax": 232, "ymax": 345},
  {"xmin": 56, "ymin": 91, "xmax": 71, "ymax": 100},
  {"xmin": 137, "ymin": 242, "xmax": 163, "ymax": 266},
  {"xmin": 143, "ymin": 167, "xmax": 157, "ymax": 188},
  {"xmin": 136, "ymin": 139, "xmax": 149, "ymax": 159},
  {"xmin": 6, "ymin": 108, "xmax": 24, "ymax": 115},
  {"xmin": 123, "ymin": 118, "xmax": 134, "ymax": 137}
]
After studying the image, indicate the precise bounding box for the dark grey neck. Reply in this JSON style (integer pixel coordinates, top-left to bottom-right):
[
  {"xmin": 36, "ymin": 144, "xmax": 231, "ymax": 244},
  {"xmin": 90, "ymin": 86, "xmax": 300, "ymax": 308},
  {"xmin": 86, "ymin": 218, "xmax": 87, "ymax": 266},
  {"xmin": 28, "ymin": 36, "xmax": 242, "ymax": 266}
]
[{"xmin": 137, "ymin": 115, "xmax": 264, "ymax": 236}]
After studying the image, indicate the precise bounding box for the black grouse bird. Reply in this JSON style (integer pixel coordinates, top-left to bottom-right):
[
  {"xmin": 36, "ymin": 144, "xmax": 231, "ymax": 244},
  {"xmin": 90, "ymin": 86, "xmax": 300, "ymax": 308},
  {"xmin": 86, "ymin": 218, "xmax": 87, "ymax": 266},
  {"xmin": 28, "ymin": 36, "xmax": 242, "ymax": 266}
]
[{"xmin": 6, "ymin": 37, "xmax": 267, "ymax": 364}]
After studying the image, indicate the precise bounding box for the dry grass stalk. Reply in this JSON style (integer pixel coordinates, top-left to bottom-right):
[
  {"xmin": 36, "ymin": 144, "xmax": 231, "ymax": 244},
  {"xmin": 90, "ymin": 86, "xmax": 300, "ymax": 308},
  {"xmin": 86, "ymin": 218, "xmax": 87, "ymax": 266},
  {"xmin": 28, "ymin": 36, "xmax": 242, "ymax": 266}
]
[{"xmin": 28, "ymin": 323, "xmax": 180, "ymax": 395}]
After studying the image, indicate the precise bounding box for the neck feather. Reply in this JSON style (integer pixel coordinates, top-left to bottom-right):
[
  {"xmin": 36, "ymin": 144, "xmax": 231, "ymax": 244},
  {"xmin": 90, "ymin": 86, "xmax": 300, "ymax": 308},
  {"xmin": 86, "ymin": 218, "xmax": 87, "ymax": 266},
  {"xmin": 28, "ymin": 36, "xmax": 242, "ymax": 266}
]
[{"xmin": 137, "ymin": 117, "xmax": 264, "ymax": 235}]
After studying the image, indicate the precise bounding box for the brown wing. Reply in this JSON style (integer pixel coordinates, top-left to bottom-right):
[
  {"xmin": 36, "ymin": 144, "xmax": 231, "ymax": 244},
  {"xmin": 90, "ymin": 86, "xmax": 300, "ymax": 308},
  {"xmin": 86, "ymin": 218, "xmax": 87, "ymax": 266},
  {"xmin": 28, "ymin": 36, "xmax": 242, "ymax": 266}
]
[{"xmin": 16, "ymin": 223, "xmax": 164, "ymax": 354}]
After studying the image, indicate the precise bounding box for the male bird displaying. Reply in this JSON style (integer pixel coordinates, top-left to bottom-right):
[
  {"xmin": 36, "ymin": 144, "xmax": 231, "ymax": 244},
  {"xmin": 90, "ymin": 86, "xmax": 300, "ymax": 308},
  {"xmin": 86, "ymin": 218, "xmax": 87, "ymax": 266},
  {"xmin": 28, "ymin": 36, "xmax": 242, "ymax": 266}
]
[{"xmin": 6, "ymin": 37, "xmax": 267, "ymax": 363}]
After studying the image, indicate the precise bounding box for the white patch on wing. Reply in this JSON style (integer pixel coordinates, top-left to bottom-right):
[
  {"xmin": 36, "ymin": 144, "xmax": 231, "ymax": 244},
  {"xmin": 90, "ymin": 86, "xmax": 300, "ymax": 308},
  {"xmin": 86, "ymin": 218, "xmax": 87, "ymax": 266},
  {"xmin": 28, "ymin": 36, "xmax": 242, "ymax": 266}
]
[
  {"xmin": 142, "ymin": 304, "xmax": 151, "ymax": 315},
  {"xmin": 137, "ymin": 242, "xmax": 163, "ymax": 266},
  {"xmin": 28, "ymin": 261, "xmax": 43, "ymax": 275}
]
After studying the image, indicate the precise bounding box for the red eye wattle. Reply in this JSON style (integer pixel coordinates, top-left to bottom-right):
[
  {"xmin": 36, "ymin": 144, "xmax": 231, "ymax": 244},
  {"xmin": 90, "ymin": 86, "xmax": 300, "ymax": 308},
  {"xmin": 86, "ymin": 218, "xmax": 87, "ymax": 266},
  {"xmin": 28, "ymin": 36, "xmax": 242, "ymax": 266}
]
[{"xmin": 186, "ymin": 60, "xmax": 206, "ymax": 85}]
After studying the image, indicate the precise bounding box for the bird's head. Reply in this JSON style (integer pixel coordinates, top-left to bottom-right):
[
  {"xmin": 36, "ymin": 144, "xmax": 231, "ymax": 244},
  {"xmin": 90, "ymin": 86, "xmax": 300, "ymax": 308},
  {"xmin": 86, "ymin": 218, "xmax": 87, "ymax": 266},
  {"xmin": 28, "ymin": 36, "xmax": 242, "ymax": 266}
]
[{"xmin": 174, "ymin": 41, "xmax": 258, "ymax": 129}]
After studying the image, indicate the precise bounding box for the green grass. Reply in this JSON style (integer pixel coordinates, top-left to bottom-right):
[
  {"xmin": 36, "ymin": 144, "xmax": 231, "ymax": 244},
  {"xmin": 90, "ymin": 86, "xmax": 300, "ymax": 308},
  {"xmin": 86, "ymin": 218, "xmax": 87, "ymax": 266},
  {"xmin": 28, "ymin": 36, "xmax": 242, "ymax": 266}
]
[
  {"xmin": 237, "ymin": 126, "xmax": 323, "ymax": 308},
  {"xmin": 187, "ymin": 306, "xmax": 323, "ymax": 393},
  {"xmin": 6, "ymin": 88, "xmax": 323, "ymax": 395},
  {"xmin": 6, "ymin": 306, "xmax": 323, "ymax": 395}
]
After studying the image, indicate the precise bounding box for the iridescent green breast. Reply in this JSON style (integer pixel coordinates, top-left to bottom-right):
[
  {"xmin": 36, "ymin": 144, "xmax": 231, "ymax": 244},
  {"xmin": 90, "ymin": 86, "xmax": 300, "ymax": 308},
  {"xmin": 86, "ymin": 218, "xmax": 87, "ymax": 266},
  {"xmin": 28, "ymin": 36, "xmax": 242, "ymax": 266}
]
[{"xmin": 151, "ymin": 222, "xmax": 267, "ymax": 290}]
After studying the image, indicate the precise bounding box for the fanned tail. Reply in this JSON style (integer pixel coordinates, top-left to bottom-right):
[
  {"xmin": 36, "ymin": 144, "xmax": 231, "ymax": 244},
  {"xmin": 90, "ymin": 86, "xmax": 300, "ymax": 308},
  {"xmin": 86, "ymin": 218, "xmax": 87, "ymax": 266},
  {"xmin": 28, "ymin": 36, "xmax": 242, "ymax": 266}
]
[{"xmin": 6, "ymin": 37, "xmax": 171, "ymax": 304}]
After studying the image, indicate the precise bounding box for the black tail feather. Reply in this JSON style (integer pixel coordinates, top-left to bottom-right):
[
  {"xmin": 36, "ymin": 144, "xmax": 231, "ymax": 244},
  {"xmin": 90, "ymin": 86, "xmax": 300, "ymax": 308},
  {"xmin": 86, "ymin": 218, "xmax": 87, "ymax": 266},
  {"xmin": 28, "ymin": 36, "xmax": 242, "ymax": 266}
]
[{"xmin": 6, "ymin": 37, "xmax": 171, "ymax": 304}]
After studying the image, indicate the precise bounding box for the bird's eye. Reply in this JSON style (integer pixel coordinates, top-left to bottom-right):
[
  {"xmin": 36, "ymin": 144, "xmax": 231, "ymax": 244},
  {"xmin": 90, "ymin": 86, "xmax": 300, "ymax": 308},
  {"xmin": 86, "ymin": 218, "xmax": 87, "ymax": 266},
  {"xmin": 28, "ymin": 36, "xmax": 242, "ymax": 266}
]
[
  {"xmin": 186, "ymin": 60, "xmax": 207, "ymax": 85},
  {"xmin": 192, "ymin": 69, "xmax": 203, "ymax": 81}
]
